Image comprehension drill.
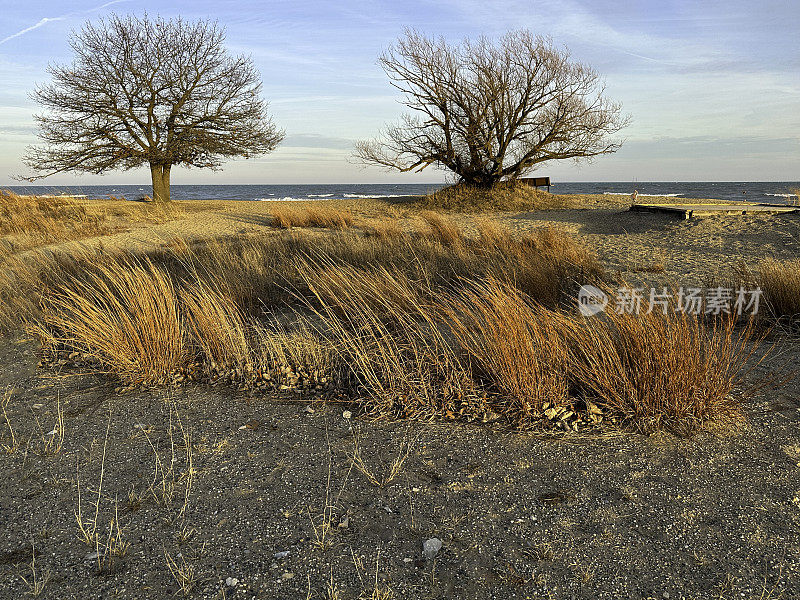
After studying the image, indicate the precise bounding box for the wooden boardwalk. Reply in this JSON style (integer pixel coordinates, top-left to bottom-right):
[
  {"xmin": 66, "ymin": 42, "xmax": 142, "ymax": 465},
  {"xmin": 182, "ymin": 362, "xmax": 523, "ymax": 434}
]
[{"xmin": 630, "ymin": 202, "xmax": 799, "ymax": 219}]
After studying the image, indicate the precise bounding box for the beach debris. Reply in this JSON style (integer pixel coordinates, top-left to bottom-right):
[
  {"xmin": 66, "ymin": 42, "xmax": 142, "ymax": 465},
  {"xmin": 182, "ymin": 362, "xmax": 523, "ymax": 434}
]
[
  {"xmin": 538, "ymin": 490, "xmax": 573, "ymax": 505},
  {"xmin": 422, "ymin": 538, "xmax": 442, "ymax": 560},
  {"xmin": 342, "ymin": 410, "xmax": 352, "ymax": 420},
  {"xmin": 238, "ymin": 419, "xmax": 260, "ymax": 431},
  {"xmin": 225, "ymin": 577, "xmax": 239, "ymax": 587}
]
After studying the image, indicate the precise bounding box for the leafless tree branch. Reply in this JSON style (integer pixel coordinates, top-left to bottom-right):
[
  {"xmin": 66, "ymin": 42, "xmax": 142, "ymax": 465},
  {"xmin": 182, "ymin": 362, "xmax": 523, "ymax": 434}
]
[
  {"xmin": 355, "ymin": 30, "xmax": 629, "ymax": 187},
  {"xmin": 19, "ymin": 14, "xmax": 285, "ymax": 201}
]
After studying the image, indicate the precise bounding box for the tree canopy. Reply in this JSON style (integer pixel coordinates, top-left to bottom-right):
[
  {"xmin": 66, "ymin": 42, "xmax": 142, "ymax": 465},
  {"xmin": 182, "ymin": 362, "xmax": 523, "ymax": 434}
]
[
  {"xmin": 22, "ymin": 14, "xmax": 284, "ymax": 201},
  {"xmin": 355, "ymin": 30, "xmax": 628, "ymax": 187}
]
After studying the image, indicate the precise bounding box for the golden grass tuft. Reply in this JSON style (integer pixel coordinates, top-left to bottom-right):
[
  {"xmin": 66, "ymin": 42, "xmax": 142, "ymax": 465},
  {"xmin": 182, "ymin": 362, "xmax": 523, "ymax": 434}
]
[
  {"xmin": 418, "ymin": 181, "xmax": 576, "ymax": 212},
  {"xmin": 37, "ymin": 257, "xmax": 185, "ymax": 384},
  {"xmin": 182, "ymin": 280, "xmax": 250, "ymax": 369},
  {"xmin": 0, "ymin": 190, "xmax": 110, "ymax": 249},
  {"xmin": 270, "ymin": 206, "xmax": 354, "ymax": 229},
  {"xmin": 419, "ymin": 211, "xmax": 465, "ymax": 248},
  {"xmin": 565, "ymin": 309, "xmax": 757, "ymax": 435},
  {"xmin": 361, "ymin": 219, "xmax": 405, "ymax": 240},
  {"xmin": 442, "ymin": 278, "xmax": 571, "ymax": 425},
  {"xmin": 757, "ymin": 258, "xmax": 800, "ymax": 320},
  {"xmin": 253, "ymin": 320, "xmax": 338, "ymax": 378},
  {"xmin": 299, "ymin": 259, "xmax": 481, "ymax": 420}
]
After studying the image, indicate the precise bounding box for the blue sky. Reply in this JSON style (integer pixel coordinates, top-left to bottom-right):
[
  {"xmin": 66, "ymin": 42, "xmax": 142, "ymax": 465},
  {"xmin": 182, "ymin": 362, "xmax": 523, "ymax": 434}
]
[{"xmin": 0, "ymin": 0, "xmax": 798, "ymax": 185}]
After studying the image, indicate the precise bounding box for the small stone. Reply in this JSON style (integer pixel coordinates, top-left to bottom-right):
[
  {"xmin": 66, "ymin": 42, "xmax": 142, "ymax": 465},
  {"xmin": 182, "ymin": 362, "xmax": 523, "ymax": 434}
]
[
  {"xmin": 225, "ymin": 577, "xmax": 239, "ymax": 587},
  {"xmin": 239, "ymin": 420, "xmax": 260, "ymax": 431},
  {"xmin": 342, "ymin": 410, "xmax": 352, "ymax": 420},
  {"xmin": 304, "ymin": 405, "xmax": 315, "ymax": 414},
  {"xmin": 422, "ymin": 538, "xmax": 442, "ymax": 560},
  {"xmin": 273, "ymin": 550, "xmax": 290, "ymax": 559},
  {"xmin": 281, "ymin": 572, "xmax": 294, "ymax": 581},
  {"xmin": 338, "ymin": 516, "xmax": 350, "ymax": 529},
  {"xmin": 403, "ymin": 557, "xmax": 413, "ymax": 563}
]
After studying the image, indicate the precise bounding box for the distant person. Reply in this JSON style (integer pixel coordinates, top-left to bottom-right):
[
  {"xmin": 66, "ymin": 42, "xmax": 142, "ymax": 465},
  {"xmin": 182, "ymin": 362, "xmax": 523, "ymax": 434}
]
[{"xmin": 630, "ymin": 189, "xmax": 639, "ymax": 203}]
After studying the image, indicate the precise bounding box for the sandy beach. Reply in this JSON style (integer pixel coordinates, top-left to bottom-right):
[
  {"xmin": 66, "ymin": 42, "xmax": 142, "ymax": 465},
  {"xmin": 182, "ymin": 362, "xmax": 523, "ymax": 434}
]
[
  {"xmin": 38, "ymin": 195, "xmax": 800, "ymax": 286},
  {"xmin": 1, "ymin": 194, "xmax": 799, "ymax": 599}
]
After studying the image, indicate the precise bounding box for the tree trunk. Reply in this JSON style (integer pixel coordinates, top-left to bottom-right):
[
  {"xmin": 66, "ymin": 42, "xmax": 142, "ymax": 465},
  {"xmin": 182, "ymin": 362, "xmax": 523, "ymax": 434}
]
[
  {"xmin": 161, "ymin": 165, "xmax": 171, "ymax": 203},
  {"xmin": 149, "ymin": 163, "xmax": 172, "ymax": 202}
]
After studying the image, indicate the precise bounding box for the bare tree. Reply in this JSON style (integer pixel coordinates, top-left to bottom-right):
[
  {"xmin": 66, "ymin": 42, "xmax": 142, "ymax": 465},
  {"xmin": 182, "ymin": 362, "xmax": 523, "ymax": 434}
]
[
  {"xmin": 21, "ymin": 14, "xmax": 284, "ymax": 201},
  {"xmin": 355, "ymin": 30, "xmax": 628, "ymax": 187}
]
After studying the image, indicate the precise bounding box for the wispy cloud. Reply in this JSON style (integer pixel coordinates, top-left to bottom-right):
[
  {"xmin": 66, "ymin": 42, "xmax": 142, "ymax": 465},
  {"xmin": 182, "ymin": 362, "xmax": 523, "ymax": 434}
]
[{"xmin": 0, "ymin": 0, "xmax": 132, "ymax": 46}]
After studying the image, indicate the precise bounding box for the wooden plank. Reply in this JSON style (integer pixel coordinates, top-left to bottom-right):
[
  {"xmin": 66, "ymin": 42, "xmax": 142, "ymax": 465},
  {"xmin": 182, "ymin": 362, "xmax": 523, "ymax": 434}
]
[{"xmin": 630, "ymin": 203, "xmax": 799, "ymax": 219}]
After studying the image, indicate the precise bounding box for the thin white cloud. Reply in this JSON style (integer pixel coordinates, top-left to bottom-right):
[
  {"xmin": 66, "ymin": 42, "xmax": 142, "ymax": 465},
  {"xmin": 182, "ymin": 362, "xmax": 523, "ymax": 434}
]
[
  {"xmin": 0, "ymin": 0, "xmax": 132, "ymax": 46},
  {"xmin": 0, "ymin": 17, "xmax": 65, "ymax": 45}
]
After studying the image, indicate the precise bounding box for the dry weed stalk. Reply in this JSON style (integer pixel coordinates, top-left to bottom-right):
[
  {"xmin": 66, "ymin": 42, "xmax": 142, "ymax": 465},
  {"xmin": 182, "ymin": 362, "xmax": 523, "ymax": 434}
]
[
  {"xmin": 73, "ymin": 411, "xmax": 128, "ymax": 571},
  {"xmin": 164, "ymin": 550, "xmax": 197, "ymax": 596},
  {"xmin": 1, "ymin": 390, "xmax": 18, "ymax": 454},
  {"xmin": 18, "ymin": 545, "xmax": 50, "ymax": 597},
  {"xmin": 138, "ymin": 398, "xmax": 195, "ymax": 522},
  {"xmin": 350, "ymin": 429, "xmax": 416, "ymax": 488},
  {"xmin": 308, "ymin": 431, "xmax": 353, "ymax": 551}
]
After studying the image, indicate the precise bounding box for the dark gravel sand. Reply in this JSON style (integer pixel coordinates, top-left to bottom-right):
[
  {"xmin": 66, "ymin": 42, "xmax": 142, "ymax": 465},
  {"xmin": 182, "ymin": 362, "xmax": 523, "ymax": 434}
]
[{"xmin": 0, "ymin": 334, "xmax": 798, "ymax": 600}]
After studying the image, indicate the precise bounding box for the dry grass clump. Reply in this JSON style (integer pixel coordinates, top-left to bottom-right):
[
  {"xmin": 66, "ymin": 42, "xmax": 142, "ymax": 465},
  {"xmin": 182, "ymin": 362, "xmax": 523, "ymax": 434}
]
[
  {"xmin": 270, "ymin": 206, "xmax": 354, "ymax": 229},
  {"xmin": 757, "ymin": 258, "xmax": 800, "ymax": 320},
  {"xmin": 0, "ymin": 190, "xmax": 109, "ymax": 249},
  {"xmin": 299, "ymin": 260, "xmax": 481, "ymax": 420},
  {"xmin": 442, "ymin": 279, "xmax": 571, "ymax": 426},
  {"xmin": 37, "ymin": 257, "xmax": 186, "ymax": 384},
  {"xmin": 565, "ymin": 310, "xmax": 757, "ymax": 435},
  {"xmin": 182, "ymin": 280, "xmax": 249, "ymax": 369},
  {"xmin": 418, "ymin": 181, "xmax": 575, "ymax": 212},
  {"xmin": 9, "ymin": 211, "xmax": 758, "ymax": 435},
  {"xmin": 471, "ymin": 221, "xmax": 603, "ymax": 306},
  {"xmin": 254, "ymin": 320, "xmax": 338, "ymax": 378},
  {"xmin": 419, "ymin": 211, "xmax": 465, "ymax": 248},
  {"xmin": 361, "ymin": 219, "xmax": 405, "ymax": 240}
]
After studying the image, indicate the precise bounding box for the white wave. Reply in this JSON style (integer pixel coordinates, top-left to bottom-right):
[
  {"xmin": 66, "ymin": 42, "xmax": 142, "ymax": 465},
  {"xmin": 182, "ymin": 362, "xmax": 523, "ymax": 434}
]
[
  {"xmin": 256, "ymin": 196, "xmax": 311, "ymax": 202},
  {"xmin": 603, "ymin": 192, "xmax": 682, "ymax": 197},
  {"xmin": 257, "ymin": 192, "xmax": 416, "ymax": 201},
  {"xmin": 766, "ymin": 193, "xmax": 798, "ymax": 198},
  {"xmin": 342, "ymin": 193, "xmax": 409, "ymax": 198}
]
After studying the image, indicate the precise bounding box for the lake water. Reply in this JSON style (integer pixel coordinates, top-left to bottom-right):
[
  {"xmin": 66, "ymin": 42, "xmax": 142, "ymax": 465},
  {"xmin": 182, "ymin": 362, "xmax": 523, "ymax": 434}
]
[{"xmin": 5, "ymin": 181, "xmax": 799, "ymax": 204}]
